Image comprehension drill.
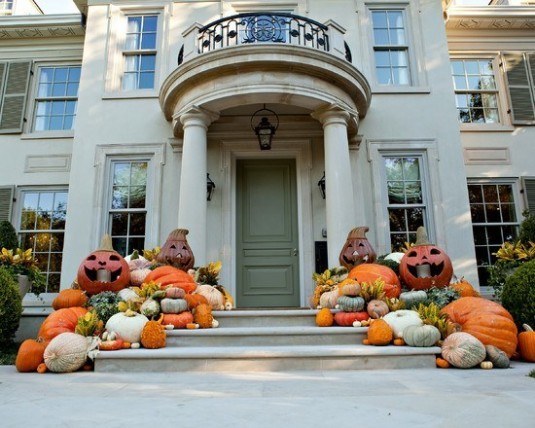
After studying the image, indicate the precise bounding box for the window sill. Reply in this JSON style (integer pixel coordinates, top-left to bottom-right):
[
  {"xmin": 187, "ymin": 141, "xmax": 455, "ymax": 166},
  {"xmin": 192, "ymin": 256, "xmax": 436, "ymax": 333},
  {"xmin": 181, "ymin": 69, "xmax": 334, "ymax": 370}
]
[
  {"xmin": 103, "ymin": 90, "xmax": 159, "ymax": 100},
  {"xmin": 372, "ymin": 86, "xmax": 431, "ymax": 94},
  {"xmin": 460, "ymin": 124, "xmax": 515, "ymax": 132},
  {"xmin": 21, "ymin": 131, "xmax": 75, "ymax": 140}
]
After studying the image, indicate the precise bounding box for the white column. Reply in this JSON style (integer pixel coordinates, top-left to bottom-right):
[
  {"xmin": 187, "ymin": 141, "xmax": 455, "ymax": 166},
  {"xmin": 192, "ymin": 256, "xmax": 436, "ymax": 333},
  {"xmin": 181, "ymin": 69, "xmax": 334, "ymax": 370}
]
[
  {"xmin": 313, "ymin": 105, "xmax": 357, "ymax": 267},
  {"xmin": 176, "ymin": 106, "xmax": 219, "ymax": 266}
]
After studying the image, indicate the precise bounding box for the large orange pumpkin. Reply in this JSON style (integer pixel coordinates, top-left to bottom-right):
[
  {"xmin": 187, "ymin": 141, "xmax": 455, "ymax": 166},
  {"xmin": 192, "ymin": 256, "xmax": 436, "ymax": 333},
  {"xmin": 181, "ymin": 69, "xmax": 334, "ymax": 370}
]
[
  {"xmin": 38, "ymin": 307, "xmax": 88, "ymax": 342},
  {"xmin": 441, "ymin": 297, "xmax": 518, "ymax": 357},
  {"xmin": 144, "ymin": 266, "xmax": 197, "ymax": 294},
  {"xmin": 15, "ymin": 339, "xmax": 46, "ymax": 372},
  {"xmin": 348, "ymin": 263, "xmax": 401, "ymax": 298},
  {"xmin": 52, "ymin": 289, "xmax": 88, "ymax": 310}
]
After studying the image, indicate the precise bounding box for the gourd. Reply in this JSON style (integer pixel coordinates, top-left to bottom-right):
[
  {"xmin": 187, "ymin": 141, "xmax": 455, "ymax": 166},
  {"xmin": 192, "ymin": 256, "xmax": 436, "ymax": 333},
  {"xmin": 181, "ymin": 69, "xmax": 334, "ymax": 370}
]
[
  {"xmin": 162, "ymin": 312, "xmax": 193, "ymax": 329},
  {"xmin": 367, "ymin": 299, "xmax": 389, "ymax": 319},
  {"xmin": 140, "ymin": 298, "xmax": 161, "ymax": 318},
  {"xmin": 436, "ymin": 357, "xmax": 450, "ymax": 368},
  {"xmin": 165, "ymin": 287, "xmax": 186, "ymax": 299},
  {"xmin": 52, "ymin": 289, "xmax": 88, "ymax": 310},
  {"xmin": 38, "ymin": 307, "xmax": 88, "ymax": 342},
  {"xmin": 441, "ymin": 297, "xmax": 518, "ymax": 357},
  {"xmin": 518, "ymin": 324, "xmax": 535, "ymax": 362},
  {"xmin": 15, "ymin": 339, "xmax": 46, "ymax": 372},
  {"xmin": 37, "ymin": 363, "xmax": 47, "ymax": 374},
  {"xmin": 193, "ymin": 303, "xmax": 214, "ymax": 329},
  {"xmin": 184, "ymin": 294, "xmax": 209, "ymax": 310},
  {"xmin": 441, "ymin": 332, "xmax": 486, "ymax": 369},
  {"xmin": 393, "ymin": 338, "xmax": 405, "ymax": 346},
  {"xmin": 485, "ymin": 345, "xmax": 510, "ymax": 368},
  {"xmin": 334, "ymin": 311, "xmax": 369, "ymax": 326},
  {"xmin": 348, "ymin": 263, "xmax": 401, "ymax": 298},
  {"xmin": 399, "ymin": 290, "xmax": 427, "ymax": 308},
  {"xmin": 383, "ymin": 310, "xmax": 423, "ymax": 338},
  {"xmin": 144, "ymin": 266, "xmax": 197, "ymax": 294},
  {"xmin": 44, "ymin": 333, "xmax": 89, "ymax": 373},
  {"xmin": 315, "ymin": 308, "xmax": 334, "ymax": 327},
  {"xmin": 160, "ymin": 298, "xmax": 188, "ymax": 314},
  {"xmin": 319, "ymin": 288, "xmax": 340, "ymax": 309},
  {"xmin": 480, "ymin": 361, "xmax": 493, "ymax": 370},
  {"xmin": 195, "ymin": 284, "xmax": 225, "ymax": 310},
  {"xmin": 403, "ymin": 324, "xmax": 441, "ymax": 347},
  {"xmin": 105, "ymin": 310, "xmax": 149, "ymax": 343},
  {"xmin": 451, "ymin": 277, "xmax": 480, "ymax": 297},
  {"xmin": 337, "ymin": 296, "xmax": 365, "ymax": 312},
  {"xmin": 339, "ymin": 279, "xmax": 361, "ymax": 297},
  {"xmin": 117, "ymin": 288, "xmax": 140, "ymax": 303},
  {"xmin": 140, "ymin": 321, "xmax": 166, "ymax": 349},
  {"xmin": 367, "ymin": 319, "xmax": 393, "ymax": 346},
  {"xmin": 126, "ymin": 251, "xmax": 152, "ymax": 286}
]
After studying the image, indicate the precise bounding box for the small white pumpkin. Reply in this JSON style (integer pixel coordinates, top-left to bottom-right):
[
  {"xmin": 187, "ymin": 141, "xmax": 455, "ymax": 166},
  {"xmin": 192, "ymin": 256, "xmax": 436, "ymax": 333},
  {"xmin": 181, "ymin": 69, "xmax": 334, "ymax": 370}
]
[
  {"xmin": 160, "ymin": 298, "xmax": 188, "ymax": 314},
  {"xmin": 105, "ymin": 310, "xmax": 149, "ymax": 343},
  {"xmin": 383, "ymin": 310, "xmax": 423, "ymax": 339},
  {"xmin": 117, "ymin": 288, "xmax": 139, "ymax": 303},
  {"xmin": 384, "ymin": 252, "xmax": 405, "ymax": 264},
  {"xmin": 195, "ymin": 284, "xmax": 225, "ymax": 310},
  {"xmin": 352, "ymin": 321, "xmax": 362, "ymax": 328},
  {"xmin": 212, "ymin": 319, "xmax": 219, "ymax": 328},
  {"xmin": 44, "ymin": 333, "xmax": 89, "ymax": 373},
  {"xmin": 319, "ymin": 287, "xmax": 339, "ymax": 309},
  {"xmin": 140, "ymin": 298, "xmax": 160, "ymax": 318}
]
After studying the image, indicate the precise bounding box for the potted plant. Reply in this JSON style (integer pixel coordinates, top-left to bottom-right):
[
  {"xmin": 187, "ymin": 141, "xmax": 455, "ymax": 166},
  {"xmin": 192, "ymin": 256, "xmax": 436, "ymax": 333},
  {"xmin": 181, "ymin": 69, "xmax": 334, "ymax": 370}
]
[{"xmin": 0, "ymin": 247, "xmax": 46, "ymax": 297}]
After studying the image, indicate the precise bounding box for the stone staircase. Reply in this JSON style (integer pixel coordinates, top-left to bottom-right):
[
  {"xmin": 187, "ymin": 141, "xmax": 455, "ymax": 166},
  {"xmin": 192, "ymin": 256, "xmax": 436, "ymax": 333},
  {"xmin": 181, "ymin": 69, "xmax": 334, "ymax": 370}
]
[{"xmin": 94, "ymin": 309, "xmax": 441, "ymax": 372}]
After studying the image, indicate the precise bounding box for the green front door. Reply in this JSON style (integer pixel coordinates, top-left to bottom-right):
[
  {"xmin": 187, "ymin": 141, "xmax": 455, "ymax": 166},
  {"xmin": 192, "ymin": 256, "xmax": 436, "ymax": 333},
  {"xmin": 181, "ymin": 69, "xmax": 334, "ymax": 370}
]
[{"xmin": 236, "ymin": 159, "xmax": 300, "ymax": 308}]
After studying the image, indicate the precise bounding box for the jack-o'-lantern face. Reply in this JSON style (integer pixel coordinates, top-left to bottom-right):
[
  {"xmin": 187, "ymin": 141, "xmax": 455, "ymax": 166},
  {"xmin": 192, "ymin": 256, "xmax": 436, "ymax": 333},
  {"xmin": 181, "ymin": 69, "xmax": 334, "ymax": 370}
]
[
  {"xmin": 156, "ymin": 228, "xmax": 195, "ymax": 271},
  {"xmin": 339, "ymin": 227, "xmax": 377, "ymax": 269},
  {"xmin": 76, "ymin": 235, "xmax": 130, "ymax": 295}
]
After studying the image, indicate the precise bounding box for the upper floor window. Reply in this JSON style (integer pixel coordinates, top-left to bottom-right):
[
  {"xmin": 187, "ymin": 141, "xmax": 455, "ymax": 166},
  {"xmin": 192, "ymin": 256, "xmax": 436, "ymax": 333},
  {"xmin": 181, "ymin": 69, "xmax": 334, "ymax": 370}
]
[
  {"xmin": 34, "ymin": 65, "xmax": 81, "ymax": 131},
  {"xmin": 0, "ymin": 1, "xmax": 13, "ymax": 16},
  {"xmin": 451, "ymin": 59, "xmax": 499, "ymax": 124},
  {"xmin": 122, "ymin": 15, "xmax": 158, "ymax": 90},
  {"xmin": 372, "ymin": 10, "xmax": 410, "ymax": 85}
]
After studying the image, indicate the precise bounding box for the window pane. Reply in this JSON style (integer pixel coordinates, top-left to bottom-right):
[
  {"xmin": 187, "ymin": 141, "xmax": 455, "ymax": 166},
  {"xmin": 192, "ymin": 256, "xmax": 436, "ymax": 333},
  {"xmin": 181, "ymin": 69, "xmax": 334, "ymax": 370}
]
[
  {"xmin": 127, "ymin": 16, "xmax": 142, "ymax": 33},
  {"xmin": 130, "ymin": 162, "xmax": 147, "ymax": 185},
  {"xmin": 453, "ymin": 75, "xmax": 467, "ymax": 90},
  {"xmin": 113, "ymin": 163, "xmax": 130, "ymax": 185},
  {"xmin": 468, "ymin": 185, "xmax": 483, "ymax": 203},
  {"xmin": 38, "ymin": 83, "xmax": 52, "ymax": 97},
  {"xmin": 125, "ymin": 33, "xmax": 139, "ymax": 50},
  {"xmin": 49, "ymin": 116, "xmax": 63, "ymax": 130},
  {"xmin": 486, "ymin": 226, "xmax": 504, "ymax": 244},
  {"xmin": 112, "ymin": 238, "xmax": 127, "ymax": 257},
  {"xmin": 387, "ymin": 181, "xmax": 404, "ymax": 204},
  {"xmin": 372, "ymin": 11, "xmax": 387, "ymax": 28},
  {"xmin": 390, "ymin": 233, "xmax": 407, "ymax": 252},
  {"xmin": 141, "ymin": 33, "xmax": 156, "ymax": 50},
  {"xmin": 111, "ymin": 213, "xmax": 128, "ymax": 235},
  {"xmin": 20, "ymin": 212, "xmax": 35, "ymax": 230},
  {"xmin": 373, "ymin": 29, "xmax": 389, "ymax": 45},
  {"xmin": 47, "ymin": 274, "xmax": 60, "ymax": 293},
  {"xmin": 52, "ymin": 83, "xmax": 66, "ymax": 97},
  {"xmin": 129, "ymin": 212, "xmax": 146, "ymax": 235},
  {"xmin": 68, "ymin": 67, "xmax": 81, "ymax": 82},
  {"xmin": 54, "ymin": 68, "xmax": 68, "ymax": 82},
  {"xmin": 390, "ymin": 29, "xmax": 406, "ymax": 45},
  {"xmin": 393, "ymin": 67, "xmax": 410, "ymax": 85},
  {"xmin": 385, "ymin": 157, "xmax": 403, "ymax": 180},
  {"xmin": 124, "ymin": 55, "xmax": 139, "ymax": 72},
  {"xmin": 500, "ymin": 204, "xmax": 517, "ymax": 223},
  {"xmin": 483, "ymin": 185, "xmax": 498, "ymax": 203},
  {"xmin": 66, "ymin": 83, "xmax": 79, "ymax": 97},
  {"xmin": 403, "ymin": 158, "xmax": 420, "ymax": 180},
  {"xmin": 407, "ymin": 207, "xmax": 424, "ymax": 231},
  {"xmin": 387, "ymin": 11, "xmax": 404, "ymax": 28},
  {"xmin": 49, "ymin": 253, "xmax": 62, "ymax": 272},
  {"xmin": 375, "ymin": 51, "xmax": 390, "ymax": 67},
  {"xmin": 23, "ymin": 193, "xmax": 39, "ymax": 210},
  {"xmin": 389, "ymin": 208, "xmax": 407, "ymax": 232},
  {"xmin": 128, "ymin": 237, "xmax": 146, "ymax": 255},
  {"xmin": 50, "ymin": 233, "xmax": 64, "ymax": 252},
  {"xmin": 475, "ymin": 246, "xmax": 490, "ymax": 266},
  {"xmin": 498, "ymin": 185, "xmax": 513, "ymax": 203},
  {"xmin": 51, "ymin": 101, "xmax": 65, "ymax": 115},
  {"xmin": 465, "ymin": 60, "xmax": 479, "ymax": 75},
  {"xmin": 484, "ymin": 108, "xmax": 499, "ymax": 123},
  {"xmin": 405, "ymin": 182, "xmax": 422, "ymax": 203},
  {"xmin": 65, "ymin": 101, "xmax": 77, "ymax": 115},
  {"xmin": 143, "ymin": 16, "xmax": 158, "ymax": 32},
  {"xmin": 129, "ymin": 186, "xmax": 146, "ymax": 208},
  {"xmin": 376, "ymin": 67, "xmax": 392, "ymax": 84},
  {"xmin": 471, "ymin": 204, "xmax": 485, "ymax": 223},
  {"xmin": 473, "ymin": 226, "xmax": 487, "ymax": 246},
  {"xmin": 51, "ymin": 211, "xmax": 66, "ymax": 230},
  {"xmin": 451, "ymin": 60, "xmax": 464, "ymax": 75},
  {"xmin": 485, "ymin": 204, "xmax": 501, "ymax": 222},
  {"xmin": 122, "ymin": 73, "xmax": 137, "ymax": 91},
  {"xmin": 140, "ymin": 54, "xmax": 155, "ymax": 71},
  {"xmin": 391, "ymin": 50, "xmax": 408, "ymax": 67},
  {"xmin": 138, "ymin": 72, "xmax": 154, "ymax": 89},
  {"xmin": 39, "ymin": 68, "xmax": 54, "ymax": 84},
  {"xmin": 35, "ymin": 233, "xmax": 51, "ymax": 251},
  {"xmin": 38, "ymin": 193, "xmax": 54, "ymax": 211},
  {"xmin": 112, "ymin": 187, "xmax": 129, "ymax": 209}
]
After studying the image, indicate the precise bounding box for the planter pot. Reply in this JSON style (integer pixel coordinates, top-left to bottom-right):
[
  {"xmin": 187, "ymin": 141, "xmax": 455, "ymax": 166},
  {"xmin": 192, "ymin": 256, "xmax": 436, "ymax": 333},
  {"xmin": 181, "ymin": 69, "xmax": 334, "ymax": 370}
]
[{"xmin": 17, "ymin": 274, "xmax": 31, "ymax": 298}]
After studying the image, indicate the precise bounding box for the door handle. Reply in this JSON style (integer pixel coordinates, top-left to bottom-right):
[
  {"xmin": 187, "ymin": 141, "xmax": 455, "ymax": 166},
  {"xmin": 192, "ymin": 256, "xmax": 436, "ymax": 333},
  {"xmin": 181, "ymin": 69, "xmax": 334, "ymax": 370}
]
[{"xmin": 292, "ymin": 248, "xmax": 298, "ymax": 256}]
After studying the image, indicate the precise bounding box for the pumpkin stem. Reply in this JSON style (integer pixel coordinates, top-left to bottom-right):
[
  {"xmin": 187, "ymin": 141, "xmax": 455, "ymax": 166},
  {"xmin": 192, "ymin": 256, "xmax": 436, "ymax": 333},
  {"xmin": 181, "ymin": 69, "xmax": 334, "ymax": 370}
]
[
  {"xmin": 98, "ymin": 234, "xmax": 115, "ymax": 252},
  {"xmin": 523, "ymin": 324, "xmax": 534, "ymax": 332},
  {"xmin": 347, "ymin": 226, "xmax": 370, "ymax": 239},
  {"xmin": 169, "ymin": 228, "xmax": 189, "ymax": 240},
  {"xmin": 415, "ymin": 226, "xmax": 431, "ymax": 246},
  {"xmin": 131, "ymin": 250, "xmax": 139, "ymax": 260}
]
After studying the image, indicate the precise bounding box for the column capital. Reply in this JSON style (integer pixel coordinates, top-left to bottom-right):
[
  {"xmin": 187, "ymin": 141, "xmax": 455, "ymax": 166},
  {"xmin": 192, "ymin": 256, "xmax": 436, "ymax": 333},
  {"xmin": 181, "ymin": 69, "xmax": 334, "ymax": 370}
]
[
  {"xmin": 311, "ymin": 104, "xmax": 359, "ymax": 129},
  {"xmin": 175, "ymin": 105, "xmax": 220, "ymax": 130}
]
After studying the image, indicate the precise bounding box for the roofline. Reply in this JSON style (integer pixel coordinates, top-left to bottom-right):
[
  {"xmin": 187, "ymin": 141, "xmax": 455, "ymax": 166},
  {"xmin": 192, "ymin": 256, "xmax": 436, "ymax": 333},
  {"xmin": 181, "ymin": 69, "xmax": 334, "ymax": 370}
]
[{"xmin": 0, "ymin": 13, "xmax": 83, "ymax": 28}]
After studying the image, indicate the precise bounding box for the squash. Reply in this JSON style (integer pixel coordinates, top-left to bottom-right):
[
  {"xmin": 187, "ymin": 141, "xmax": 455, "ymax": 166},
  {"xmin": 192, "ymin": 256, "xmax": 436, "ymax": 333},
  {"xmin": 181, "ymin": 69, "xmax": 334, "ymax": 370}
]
[
  {"xmin": 52, "ymin": 289, "xmax": 88, "ymax": 310},
  {"xmin": 165, "ymin": 287, "xmax": 186, "ymax": 299},
  {"xmin": 44, "ymin": 333, "xmax": 89, "ymax": 373},
  {"xmin": 339, "ymin": 279, "xmax": 361, "ymax": 296},
  {"xmin": 334, "ymin": 311, "xmax": 369, "ymax": 326},
  {"xmin": 436, "ymin": 357, "xmax": 450, "ymax": 368},
  {"xmin": 480, "ymin": 361, "xmax": 493, "ymax": 370},
  {"xmin": 99, "ymin": 337, "xmax": 124, "ymax": 351},
  {"xmin": 15, "ymin": 339, "xmax": 46, "ymax": 372},
  {"xmin": 105, "ymin": 310, "xmax": 149, "ymax": 343},
  {"xmin": 337, "ymin": 295, "xmax": 365, "ymax": 312},
  {"xmin": 348, "ymin": 263, "xmax": 401, "ymax": 298},
  {"xmin": 184, "ymin": 294, "xmax": 209, "ymax": 310},
  {"xmin": 393, "ymin": 338, "xmax": 405, "ymax": 346},
  {"xmin": 37, "ymin": 363, "xmax": 48, "ymax": 374},
  {"xmin": 162, "ymin": 312, "xmax": 193, "ymax": 329},
  {"xmin": 441, "ymin": 332, "xmax": 486, "ymax": 369},
  {"xmin": 193, "ymin": 303, "xmax": 213, "ymax": 329},
  {"xmin": 367, "ymin": 299, "xmax": 389, "ymax": 319},
  {"xmin": 140, "ymin": 298, "xmax": 161, "ymax": 318},
  {"xmin": 140, "ymin": 320, "xmax": 166, "ymax": 349},
  {"xmin": 485, "ymin": 345, "xmax": 510, "ymax": 368},
  {"xmin": 117, "ymin": 288, "xmax": 139, "ymax": 303},
  {"xmin": 195, "ymin": 284, "xmax": 225, "ymax": 310},
  {"xmin": 319, "ymin": 287, "xmax": 340, "ymax": 309},
  {"xmin": 160, "ymin": 298, "xmax": 188, "ymax": 314},
  {"xmin": 144, "ymin": 265, "xmax": 197, "ymax": 293},
  {"xmin": 367, "ymin": 319, "xmax": 393, "ymax": 346},
  {"xmin": 441, "ymin": 297, "xmax": 518, "ymax": 357},
  {"xmin": 403, "ymin": 324, "xmax": 441, "ymax": 347},
  {"xmin": 518, "ymin": 324, "xmax": 535, "ymax": 362},
  {"xmin": 38, "ymin": 307, "xmax": 88, "ymax": 342},
  {"xmin": 316, "ymin": 308, "xmax": 334, "ymax": 327},
  {"xmin": 399, "ymin": 290, "xmax": 427, "ymax": 308},
  {"xmin": 383, "ymin": 310, "xmax": 423, "ymax": 339}
]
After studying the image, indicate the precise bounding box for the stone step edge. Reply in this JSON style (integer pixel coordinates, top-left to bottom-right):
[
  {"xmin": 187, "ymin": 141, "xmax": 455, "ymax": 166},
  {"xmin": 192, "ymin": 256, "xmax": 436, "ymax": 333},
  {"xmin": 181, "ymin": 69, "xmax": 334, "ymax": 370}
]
[
  {"xmin": 166, "ymin": 326, "xmax": 367, "ymax": 337},
  {"xmin": 212, "ymin": 309, "xmax": 321, "ymax": 317},
  {"xmin": 96, "ymin": 345, "xmax": 441, "ymax": 360}
]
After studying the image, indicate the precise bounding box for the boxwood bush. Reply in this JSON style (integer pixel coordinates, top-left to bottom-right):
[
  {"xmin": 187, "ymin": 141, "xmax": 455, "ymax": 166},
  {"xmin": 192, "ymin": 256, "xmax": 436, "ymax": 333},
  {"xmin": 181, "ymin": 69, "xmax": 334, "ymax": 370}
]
[
  {"xmin": 501, "ymin": 259, "xmax": 535, "ymax": 327},
  {"xmin": 0, "ymin": 267, "xmax": 22, "ymax": 346},
  {"xmin": 0, "ymin": 221, "xmax": 18, "ymax": 251}
]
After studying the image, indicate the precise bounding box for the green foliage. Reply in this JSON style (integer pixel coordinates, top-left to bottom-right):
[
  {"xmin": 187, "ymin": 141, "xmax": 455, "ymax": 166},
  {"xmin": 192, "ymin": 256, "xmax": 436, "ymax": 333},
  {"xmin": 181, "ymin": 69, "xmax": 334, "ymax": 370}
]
[
  {"xmin": 425, "ymin": 286, "xmax": 460, "ymax": 309},
  {"xmin": 487, "ymin": 259, "xmax": 521, "ymax": 300},
  {"xmin": 88, "ymin": 291, "xmax": 120, "ymax": 324},
  {"xmin": 519, "ymin": 210, "xmax": 535, "ymax": 245},
  {"xmin": 529, "ymin": 369, "xmax": 535, "ymax": 379},
  {"xmin": 0, "ymin": 341, "xmax": 18, "ymax": 365},
  {"xmin": 0, "ymin": 267, "xmax": 23, "ymax": 346},
  {"xmin": 501, "ymin": 259, "xmax": 535, "ymax": 327},
  {"xmin": 376, "ymin": 255, "xmax": 400, "ymax": 275},
  {"xmin": 0, "ymin": 221, "xmax": 18, "ymax": 251}
]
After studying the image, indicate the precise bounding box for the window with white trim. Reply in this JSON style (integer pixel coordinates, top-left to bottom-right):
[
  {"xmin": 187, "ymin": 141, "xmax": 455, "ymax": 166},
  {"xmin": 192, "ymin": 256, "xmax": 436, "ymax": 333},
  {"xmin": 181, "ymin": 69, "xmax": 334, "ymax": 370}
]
[
  {"xmin": 468, "ymin": 182, "xmax": 519, "ymax": 285},
  {"xmin": 0, "ymin": 1, "xmax": 13, "ymax": 16},
  {"xmin": 122, "ymin": 15, "xmax": 158, "ymax": 90},
  {"xmin": 108, "ymin": 160, "xmax": 148, "ymax": 256},
  {"xmin": 18, "ymin": 189, "xmax": 68, "ymax": 293},
  {"xmin": 384, "ymin": 155, "xmax": 429, "ymax": 250},
  {"xmin": 33, "ymin": 65, "xmax": 81, "ymax": 131},
  {"xmin": 451, "ymin": 59, "xmax": 500, "ymax": 124},
  {"xmin": 371, "ymin": 9, "xmax": 410, "ymax": 85}
]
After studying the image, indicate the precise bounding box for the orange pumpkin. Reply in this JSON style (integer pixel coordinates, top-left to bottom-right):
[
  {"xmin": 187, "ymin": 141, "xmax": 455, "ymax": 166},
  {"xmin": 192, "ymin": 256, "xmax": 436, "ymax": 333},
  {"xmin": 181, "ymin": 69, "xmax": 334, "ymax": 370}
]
[
  {"xmin": 162, "ymin": 312, "xmax": 193, "ymax": 329},
  {"xmin": 52, "ymin": 289, "xmax": 88, "ymax": 310},
  {"xmin": 15, "ymin": 339, "xmax": 46, "ymax": 372},
  {"xmin": 451, "ymin": 278, "xmax": 480, "ymax": 298},
  {"xmin": 518, "ymin": 324, "xmax": 535, "ymax": 362},
  {"xmin": 37, "ymin": 307, "xmax": 88, "ymax": 342},
  {"xmin": 348, "ymin": 263, "xmax": 401, "ymax": 298},
  {"xmin": 334, "ymin": 311, "xmax": 369, "ymax": 326},
  {"xmin": 144, "ymin": 266, "xmax": 197, "ymax": 294},
  {"xmin": 441, "ymin": 297, "xmax": 518, "ymax": 357}
]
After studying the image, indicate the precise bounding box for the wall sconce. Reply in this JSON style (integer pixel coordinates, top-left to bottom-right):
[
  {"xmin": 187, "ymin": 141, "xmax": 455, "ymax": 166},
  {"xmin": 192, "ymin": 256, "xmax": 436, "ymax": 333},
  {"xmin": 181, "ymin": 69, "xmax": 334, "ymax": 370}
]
[
  {"xmin": 250, "ymin": 104, "xmax": 279, "ymax": 150},
  {"xmin": 207, "ymin": 173, "xmax": 216, "ymax": 201},
  {"xmin": 318, "ymin": 172, "xmax": 326, "ymax": 199}
]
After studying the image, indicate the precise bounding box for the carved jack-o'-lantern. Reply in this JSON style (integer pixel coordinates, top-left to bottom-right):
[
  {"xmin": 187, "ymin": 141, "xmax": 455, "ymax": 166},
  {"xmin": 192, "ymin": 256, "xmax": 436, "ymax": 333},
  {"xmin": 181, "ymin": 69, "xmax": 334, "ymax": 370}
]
[
  {"xmin": 77, "ymin": 235, "xmax": 130, "ymax": 295},
  {"xmin": 339, "ymin": 226, "xmax": 377, "ymax": 269},
  {"xmin": 156, "ymin": 229, "xmax": 195, "ymax": 271},
  {"xmin": 399, "ymin": 227, "xmax": 453, "ymax": 291}
]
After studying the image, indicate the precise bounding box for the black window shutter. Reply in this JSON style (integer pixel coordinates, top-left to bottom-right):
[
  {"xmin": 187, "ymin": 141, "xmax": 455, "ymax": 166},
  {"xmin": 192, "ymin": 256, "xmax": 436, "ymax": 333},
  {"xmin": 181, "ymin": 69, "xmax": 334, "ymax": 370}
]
[
  {"xmin": 0, "ymin": 61, "xmax": 31, "ymax": 133},
  {"xmin": 502, "ymin": 52, "xmax": 535, "ymax": 125},
  {"xmin": 0, "ymin": 186, "xmax": 15, "ymax": 222}
]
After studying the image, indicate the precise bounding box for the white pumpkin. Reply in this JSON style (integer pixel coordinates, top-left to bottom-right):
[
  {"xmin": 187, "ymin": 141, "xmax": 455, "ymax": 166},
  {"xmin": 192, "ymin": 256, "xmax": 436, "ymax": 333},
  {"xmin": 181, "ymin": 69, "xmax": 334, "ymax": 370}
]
[
  {"xmin": 105, "ymin": 310, "xmax": 149, "ymax": 343},
  {"xmin": 383, "ymin": 310, "xmax": 423, "ymax": 338},
  {"xmin": 140, "ymin": 298, "xmax": 161, "ymax": 318},
  {"xmin": 319, "ymin": 287, "xmax": 339, "ymax": 309},
  {"xmin": 384, "ymin": 252, "xmax": 405, "ymax": 264},
  {"xmin": 44, "ymin": 333, "xmax": 89, "ymax": 373},
  {"xmin": 117, "ymin": 288, "xmax": 139, "ymax": 303},
  {"xmin": 195, "ymin": 284, "xmax": 225, "ymax": 310}
]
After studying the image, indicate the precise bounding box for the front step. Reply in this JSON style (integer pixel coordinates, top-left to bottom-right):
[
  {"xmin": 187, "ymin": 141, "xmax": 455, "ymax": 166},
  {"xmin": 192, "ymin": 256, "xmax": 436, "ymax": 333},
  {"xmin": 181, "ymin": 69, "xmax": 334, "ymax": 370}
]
[
  {"xmin": 166, "ymin": 326, "xmax": 367, "ymax": 347},
  {"xmin": 213, "ymin": 309, "xmax": 319, "ymax": 327},
  {"xmin": 95, "ymin": 345, "xmax": 441, "ymax": 372}
]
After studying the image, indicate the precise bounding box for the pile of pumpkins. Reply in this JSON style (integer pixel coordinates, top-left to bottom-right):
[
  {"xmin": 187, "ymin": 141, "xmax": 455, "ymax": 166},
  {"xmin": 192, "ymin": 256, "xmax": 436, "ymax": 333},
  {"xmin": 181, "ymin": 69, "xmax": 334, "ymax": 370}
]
[
  {"xmin": 313, "ymin": 226, "xmax": 535, "ymax": 369},
  {"xmin": 15, "ymin": 229, "xmax": 232, "ymax": 374}
]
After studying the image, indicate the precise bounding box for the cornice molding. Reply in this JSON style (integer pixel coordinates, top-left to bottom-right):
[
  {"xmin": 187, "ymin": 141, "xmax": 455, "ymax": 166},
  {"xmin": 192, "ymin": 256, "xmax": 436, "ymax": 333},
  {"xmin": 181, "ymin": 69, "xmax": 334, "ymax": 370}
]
[
  {"xmin": 445, "ymin": 6, "xmax": 535, "ymax": 30},
  {"xmin": 0, "ymin": 15, "xmax": 84, "ymax": 40}
]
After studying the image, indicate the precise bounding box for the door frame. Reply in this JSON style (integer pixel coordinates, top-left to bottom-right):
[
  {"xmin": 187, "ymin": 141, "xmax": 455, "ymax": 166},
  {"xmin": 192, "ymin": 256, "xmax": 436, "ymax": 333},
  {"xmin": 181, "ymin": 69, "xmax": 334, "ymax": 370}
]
[{"xmin": 220, "ymin": 138, "xmax": 314, "ymax": 307}]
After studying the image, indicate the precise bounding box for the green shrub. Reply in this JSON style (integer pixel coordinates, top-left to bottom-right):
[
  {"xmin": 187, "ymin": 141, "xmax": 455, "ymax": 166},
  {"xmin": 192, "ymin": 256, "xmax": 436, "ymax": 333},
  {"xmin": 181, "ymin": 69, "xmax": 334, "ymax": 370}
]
[
  {"xmin": 376, "ymin": 255, "xmax": 400, "ymax": 276},
  {"xmin": 529, "ymin": 369, "xmax": 535, "ymax": 379},
  {"xmin": 487, "ymin": 259, "xmax": 521, "ymax": 300},
  {"xmin": 501, "ymin": 259, "xmax": 535, "ymax": 327},
  {"xmin": 0, "ymin": 267, "xmax": 23, "ymax": 346},
  {"xmin": 88, "ymin": 291, "xmax": 120, "ymax": 324},
  {"xmin": 425, "ymin": 286, "xmax": 460, "ymax": 309},
  {"xmin": 0, "ymin": 221, "xmax": 18, "ymax": 251},
  {"xmin": 519, "ymin": 210, "xmax": 535, "ymax": 244}
]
